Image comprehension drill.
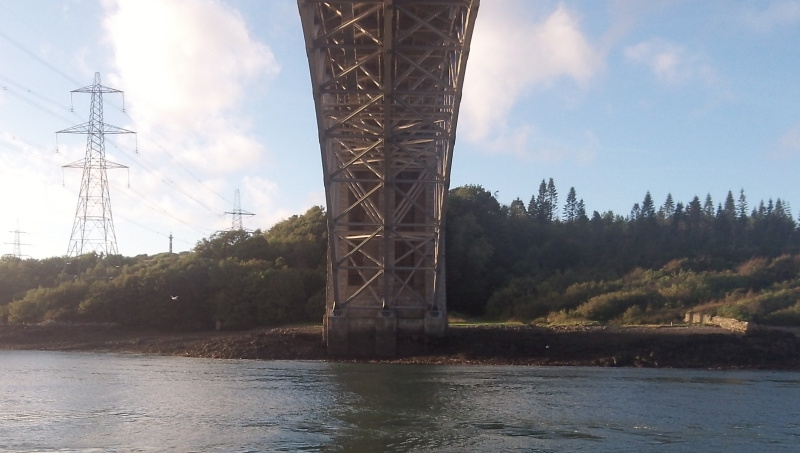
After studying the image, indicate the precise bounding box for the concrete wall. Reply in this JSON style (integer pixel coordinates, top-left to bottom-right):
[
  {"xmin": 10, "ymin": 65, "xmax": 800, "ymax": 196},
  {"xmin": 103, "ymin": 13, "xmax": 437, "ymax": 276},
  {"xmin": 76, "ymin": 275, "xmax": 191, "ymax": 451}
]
[
  {"xmin": 684, "ymin": 311, "xmax": 752, "ymax": 333},
  {"xmin": 325, "ymin": 308, "xmax": 447, "ymax": 356}
]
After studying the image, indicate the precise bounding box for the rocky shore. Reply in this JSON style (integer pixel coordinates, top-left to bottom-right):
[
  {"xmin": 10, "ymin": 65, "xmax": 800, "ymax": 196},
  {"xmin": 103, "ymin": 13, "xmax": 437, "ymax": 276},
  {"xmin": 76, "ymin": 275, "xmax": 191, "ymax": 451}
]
[{"xmin": 2, "ymin": 323, "xmax": 800, "ymax": 369}]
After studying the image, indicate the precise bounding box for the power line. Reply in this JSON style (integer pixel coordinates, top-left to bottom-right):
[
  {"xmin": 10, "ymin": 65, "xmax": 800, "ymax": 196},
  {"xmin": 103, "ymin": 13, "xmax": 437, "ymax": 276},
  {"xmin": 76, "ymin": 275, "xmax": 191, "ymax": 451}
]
[{"xmin": 0, "ymin": 29, "xmax": 83, "ymax": 87}]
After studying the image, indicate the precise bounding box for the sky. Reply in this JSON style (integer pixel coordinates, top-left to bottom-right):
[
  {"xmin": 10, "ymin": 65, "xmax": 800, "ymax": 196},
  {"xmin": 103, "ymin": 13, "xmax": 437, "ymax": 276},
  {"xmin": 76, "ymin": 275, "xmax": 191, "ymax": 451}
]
[{"xmin": 1, "ymin": 0, "xmax": 799, "ymax": 259}]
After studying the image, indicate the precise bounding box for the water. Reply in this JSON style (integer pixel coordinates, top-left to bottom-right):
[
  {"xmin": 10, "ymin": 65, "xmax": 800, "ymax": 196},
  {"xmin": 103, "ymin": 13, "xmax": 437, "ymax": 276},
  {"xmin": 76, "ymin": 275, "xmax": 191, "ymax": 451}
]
[{"xmin": 1, "ymin": 351, "xmax": 799, "ymax": 452}]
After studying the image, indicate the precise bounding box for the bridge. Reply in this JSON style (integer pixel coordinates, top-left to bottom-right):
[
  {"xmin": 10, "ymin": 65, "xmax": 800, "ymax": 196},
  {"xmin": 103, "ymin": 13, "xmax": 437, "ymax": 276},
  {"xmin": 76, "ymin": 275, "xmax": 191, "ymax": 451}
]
[{"xmin": 298, "ymin": 0, "xmax": 480, "ymax": 355}]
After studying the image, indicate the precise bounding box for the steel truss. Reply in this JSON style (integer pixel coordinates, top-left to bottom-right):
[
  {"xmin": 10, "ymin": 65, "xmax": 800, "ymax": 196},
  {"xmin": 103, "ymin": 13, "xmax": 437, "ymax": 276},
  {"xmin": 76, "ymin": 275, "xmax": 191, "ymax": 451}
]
[
  {"xmin": 58, "ymin": 73, "xmax": 135, "ymax": 257},
  {"xmin": 299, "ymin": 0, "xmax": 479, "ymax": 316}
]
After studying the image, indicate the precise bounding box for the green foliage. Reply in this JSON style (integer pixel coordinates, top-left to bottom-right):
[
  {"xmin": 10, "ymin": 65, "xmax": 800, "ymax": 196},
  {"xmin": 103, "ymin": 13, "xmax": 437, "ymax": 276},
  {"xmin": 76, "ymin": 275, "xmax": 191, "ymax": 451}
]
[
  {"xmin": 8, "ymin": 281, "xmax": 90, "ymax": 323},
  {"xmin": 264, "ymin": 206, "xmax": 327, "ymax": 269},
  {"xmin": 0, "ymin": 207, "xmax": 328, "ymax": 331},
  {"xmin": 5, "ymin": 180, "xmax": 800, "ymax": 330},
  {"xmin": 575, "ymin": 290, "xmax": 658, "ymax": 322}
]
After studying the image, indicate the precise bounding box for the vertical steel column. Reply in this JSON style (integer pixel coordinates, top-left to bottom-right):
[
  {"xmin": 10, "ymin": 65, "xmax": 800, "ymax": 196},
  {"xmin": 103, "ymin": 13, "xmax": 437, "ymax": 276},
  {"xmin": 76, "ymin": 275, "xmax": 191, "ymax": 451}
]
[{"xmin": 299, "ymin": 0, "xmax": 479, "ymax": 353}]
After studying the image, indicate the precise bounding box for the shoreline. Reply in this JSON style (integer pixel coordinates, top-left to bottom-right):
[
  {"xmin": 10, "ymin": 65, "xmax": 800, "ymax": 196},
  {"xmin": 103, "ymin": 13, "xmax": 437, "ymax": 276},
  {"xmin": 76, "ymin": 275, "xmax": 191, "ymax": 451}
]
[{"xmin": 2, "ymin": 323, "xmax": 800, "ymax": 369}]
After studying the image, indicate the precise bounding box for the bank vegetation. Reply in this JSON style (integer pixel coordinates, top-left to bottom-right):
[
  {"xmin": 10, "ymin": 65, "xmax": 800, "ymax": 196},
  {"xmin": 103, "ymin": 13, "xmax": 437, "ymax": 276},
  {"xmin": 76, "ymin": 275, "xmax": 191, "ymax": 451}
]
[{"xmin": 3, "ymin": 182, "xmax": 800, "ymax": 330}]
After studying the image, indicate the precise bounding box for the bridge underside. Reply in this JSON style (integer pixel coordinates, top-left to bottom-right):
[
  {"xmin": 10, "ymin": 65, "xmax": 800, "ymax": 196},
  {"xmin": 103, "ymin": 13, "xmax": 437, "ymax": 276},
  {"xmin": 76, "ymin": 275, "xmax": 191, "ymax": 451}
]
[{"xmin": 299, "ymin": 0, "xmax": 479, "ymax": 355}]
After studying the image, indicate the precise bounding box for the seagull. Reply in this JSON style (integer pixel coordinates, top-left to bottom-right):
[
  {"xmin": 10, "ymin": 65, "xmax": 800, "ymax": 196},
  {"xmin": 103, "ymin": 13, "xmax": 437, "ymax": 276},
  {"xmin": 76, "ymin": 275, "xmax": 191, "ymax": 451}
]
[{"xmin": 170, "ymin": 295, "xmax": 179, "ymax": 300}]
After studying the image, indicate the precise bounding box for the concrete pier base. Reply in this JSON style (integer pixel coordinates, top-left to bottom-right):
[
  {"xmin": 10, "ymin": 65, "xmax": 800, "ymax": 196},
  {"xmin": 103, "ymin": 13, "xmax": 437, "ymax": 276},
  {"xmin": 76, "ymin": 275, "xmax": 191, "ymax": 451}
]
[
  {"xmin": 325, "ymin": 310, "xmax": 349, "ymax": 356},
  {"xmin": 323, "ymin": 308, "xmax": 447, "ymax": 356},
  {"xmin": 425, "ymin": 310, "xmax": 446, "ymax": 338},
  {"xmin": 375, "ymin": 310, "xmax": 397, "ymax": 357}
]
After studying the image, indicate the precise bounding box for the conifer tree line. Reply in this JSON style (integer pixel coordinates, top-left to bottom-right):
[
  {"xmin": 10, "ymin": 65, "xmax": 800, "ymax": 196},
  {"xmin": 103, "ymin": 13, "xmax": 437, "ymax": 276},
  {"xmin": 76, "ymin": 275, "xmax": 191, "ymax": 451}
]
[
  {"xmin": 444, "ymin": 181, "xmax": 800, "ymax": 325},
  {"xmin": 3, "ymin": 180, "xmax": 800, "ymax": 329}
]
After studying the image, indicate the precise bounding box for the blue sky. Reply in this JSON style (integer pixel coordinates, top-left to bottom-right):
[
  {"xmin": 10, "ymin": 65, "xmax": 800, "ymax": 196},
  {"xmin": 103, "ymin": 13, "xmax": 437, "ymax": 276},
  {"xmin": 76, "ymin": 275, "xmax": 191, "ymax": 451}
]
[{"xmin": 1, "ymin": 0, "xmax": 799, "ymax": 259}]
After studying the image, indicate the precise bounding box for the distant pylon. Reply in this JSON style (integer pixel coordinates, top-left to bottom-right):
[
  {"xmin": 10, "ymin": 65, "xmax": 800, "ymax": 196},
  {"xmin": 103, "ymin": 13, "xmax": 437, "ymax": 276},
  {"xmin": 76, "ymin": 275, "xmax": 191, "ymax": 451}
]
[
  {"xmin": 225, "ymin": 189, "xmax": 254, "ymax": 231},
  {"xmin": 58, "ymin": 72, "xmax": 136, "ymax": 257},
  {"xmin": 4, "ymin": 221, "xmax": 29, "ymax": 259}
]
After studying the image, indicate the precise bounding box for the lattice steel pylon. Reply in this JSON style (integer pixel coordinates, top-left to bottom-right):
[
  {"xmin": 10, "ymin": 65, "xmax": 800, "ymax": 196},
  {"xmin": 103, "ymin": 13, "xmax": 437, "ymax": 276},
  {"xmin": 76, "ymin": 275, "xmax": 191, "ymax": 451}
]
[
  {"xmin": 58, "ymin": 72, "xmax": 135, "ymax": 258},
  {"xmin": 4, "ymin": 221, "xmax": 29, "ymax": 259},
  {"xmin": 225, "ymin": 189, "xmax": 255, "ymax": 231},
  {"xmin": 298, "ymin": 0, "xmax": 479, "ymax": 354}
]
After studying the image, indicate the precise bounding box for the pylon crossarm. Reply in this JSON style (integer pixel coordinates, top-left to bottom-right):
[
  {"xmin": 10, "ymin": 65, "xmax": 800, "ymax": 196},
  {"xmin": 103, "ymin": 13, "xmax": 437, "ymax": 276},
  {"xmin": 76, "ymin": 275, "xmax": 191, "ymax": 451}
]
[
  {"xmin": 71, "ymin": 84, "xmax": 122, "ymax": 94},
  {"xmin": 62, "ymin": 158, "xmax": 86, "ymax": 169},
  {"xmin": 99, "ymin": 124, "xmax": 136, "ymax": 135},
  {"xmin": 57, "ymin": 122, "xmax": 91, "ymax": 134},
  {"xmin": 103, "ymin": 160, "xmax": 128, "ymax": 170}
]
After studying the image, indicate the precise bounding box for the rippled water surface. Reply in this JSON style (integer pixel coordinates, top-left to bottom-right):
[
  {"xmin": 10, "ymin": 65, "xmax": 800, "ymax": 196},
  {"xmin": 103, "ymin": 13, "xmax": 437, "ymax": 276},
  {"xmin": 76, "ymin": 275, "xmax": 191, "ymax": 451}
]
[{"xmin": 1, "ymin": 350, "xmax": 799, "ymax": 452}]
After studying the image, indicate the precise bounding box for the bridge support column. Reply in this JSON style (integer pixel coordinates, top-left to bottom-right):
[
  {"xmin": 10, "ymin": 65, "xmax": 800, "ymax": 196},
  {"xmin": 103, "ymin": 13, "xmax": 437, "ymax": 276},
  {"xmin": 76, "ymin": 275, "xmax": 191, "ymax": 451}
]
[
  {"xmin": 425, "ymin": 310, "xmax": 446, "ymax": 339},
  {"xmin": 300, "ymin": 0, "xmax": 479, "ymax": 356},
  {"xmin": 375, "ymin": 310, "xmax": 397, "ymax": 357},
  {"xmin": 325, "ymin": 311, "xmax": 349, "ymax": 355}
]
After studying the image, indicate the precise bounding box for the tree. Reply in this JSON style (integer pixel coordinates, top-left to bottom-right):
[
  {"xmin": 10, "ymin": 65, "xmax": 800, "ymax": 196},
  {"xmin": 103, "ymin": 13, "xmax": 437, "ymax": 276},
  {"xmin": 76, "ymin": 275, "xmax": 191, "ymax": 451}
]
[
  {"xmin": 546, "ymin": 178, "xmax": 558, "ymax": 222},
  {"xmin": 445, "ymin": 185, "xmax": 501, "ymax": 315},
  {"xmin": 265, "ymin": 206, "xmax": 327, "ymax": 269},
  {"xmin": 641, "ymin": 191, "xmax": 656, "ymax": 219},
  {"xmin": 508, "ymin": 198, "xmax": 527, "ymax": 217},
  {"xmin": 659, "ymin": 193, "xmax": 675, "ymax": 221},
  {"xmin": 723, "ymin": 190, "xmax": 736, "ymax": 219},
  {"xmin": 527, "ymin": 194, "xmax": 538, "ymax": 218},
  {"xmin": 737, "ymin": 189, "xmax": 748, "ymax": 219},
  {"xmin": 629, "ymin": 203, "xmax": 641, "ymax": 221},
  {"xmin": 687, "ymin": 196, "xmax": 703, "ymax": 223},
  {"xmin": 576, "ymin": 199, "xmax": 588, "ymax": 223},
  {"xmin": 703, "ymin": 194, "xmax": 715, "ymax": 217},
  {"xmin": 563, "ymin": 187, "xmax": 578, "ymax": 222},
  {"xmin": 532, "ymin": 179, "xmax": 550, "ymax": 223}
]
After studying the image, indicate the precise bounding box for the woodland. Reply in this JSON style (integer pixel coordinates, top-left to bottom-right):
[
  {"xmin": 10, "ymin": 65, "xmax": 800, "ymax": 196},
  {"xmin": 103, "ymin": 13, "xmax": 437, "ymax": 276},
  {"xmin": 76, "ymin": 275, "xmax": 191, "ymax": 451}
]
[{"xmin": 3, "ymin": 181, "xmax": 800, "ymax": 330}]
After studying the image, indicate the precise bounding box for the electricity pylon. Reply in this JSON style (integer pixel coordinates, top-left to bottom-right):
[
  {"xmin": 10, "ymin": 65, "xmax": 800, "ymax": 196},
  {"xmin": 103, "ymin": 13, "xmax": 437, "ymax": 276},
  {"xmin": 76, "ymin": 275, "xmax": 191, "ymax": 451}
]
[
  {"xmin": 58, "ymin": 72, "xmax": 135, "ymax": 257},
  {"xmin": 225, "ymin": 189, "xmax": 255, "ymax": 231},
  {"xmin": 3, "ymin": 221, "xmax": 29, "ymax": 259}
]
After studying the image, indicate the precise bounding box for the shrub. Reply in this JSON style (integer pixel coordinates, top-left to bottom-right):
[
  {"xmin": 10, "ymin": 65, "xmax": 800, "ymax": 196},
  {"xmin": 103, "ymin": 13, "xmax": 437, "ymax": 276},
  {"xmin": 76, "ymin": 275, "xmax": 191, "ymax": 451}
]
[
  {"xmin": 760, "ymin": 304, "xmax": 800, "ymax": 326},
  {"xmin": 575, "ymin": 290, "xmax": 659, "ymax": 322}
]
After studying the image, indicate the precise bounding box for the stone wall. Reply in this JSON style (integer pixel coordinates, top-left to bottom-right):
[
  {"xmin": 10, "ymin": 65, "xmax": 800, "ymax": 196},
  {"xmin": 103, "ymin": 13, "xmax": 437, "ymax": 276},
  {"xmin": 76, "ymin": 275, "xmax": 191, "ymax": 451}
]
[{"xmin": 684, "ymin": 311, "xmax": 752, "ymax": 333}]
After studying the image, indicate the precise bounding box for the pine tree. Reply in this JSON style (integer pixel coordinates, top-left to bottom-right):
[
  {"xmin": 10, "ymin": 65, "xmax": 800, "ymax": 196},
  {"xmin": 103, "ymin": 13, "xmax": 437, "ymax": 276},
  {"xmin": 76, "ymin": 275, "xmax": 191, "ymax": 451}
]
[
  {"xmin": 659, "ymin": 193, "xmax": 675, "ymax": 220},
  {"xmin": 630, "ymin": 203, "xmax": 641, "ymax": 220},
  {"xmin": 703, "ymin": 194, "xmax": 715, "ymax": 217},
  {"xmin": 641, "ymin": 191, "xmax": 656, "ymax": 219},
  {"xmin": 546, "ymin": 178, "xmax": 558, "ymax": 222},
  {"xmin": 563, "ymin": 187, "xmax": 578, "ymax": 222},
  {"xmin": 527, "ymin": 194, "xmax": 538, "ymax": 217},
  {"xmin": 688, "ymin": 196, "xmax": 703, "ymax": 222},
  {"xmin": 534, "ymin": 180, "xmax": 549, "ymax": 223},
  {"xmin": 723, "ymin": 190, "xmax": 736, "ymax": 219},
  {"xmin": 576, "ymin": 199, "xmax": 588, "ymax": 222},
  {"xmin": 737, "ymin": 189, "xmax": 748, "ymax": 219}
]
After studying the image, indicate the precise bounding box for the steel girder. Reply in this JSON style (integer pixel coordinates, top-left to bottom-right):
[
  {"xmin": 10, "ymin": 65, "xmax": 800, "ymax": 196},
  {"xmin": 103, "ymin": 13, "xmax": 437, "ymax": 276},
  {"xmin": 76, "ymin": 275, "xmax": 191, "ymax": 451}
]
[{"xmin": 299, "ymin": 0, "xmax": 479, "ymax": 314}]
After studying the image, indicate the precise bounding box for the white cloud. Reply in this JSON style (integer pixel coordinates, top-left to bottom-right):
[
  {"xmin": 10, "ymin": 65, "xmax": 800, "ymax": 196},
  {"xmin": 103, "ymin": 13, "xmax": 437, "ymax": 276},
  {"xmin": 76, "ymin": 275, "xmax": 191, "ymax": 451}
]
[
  {"xmin": 242, "ymin": 175, "xmax": 292, "ymax": 230},
  {"xmin": 742, "ymin": 1, "xmax": 800, "ymax": 32},
  {"xmin": 625, "ymin": 38, "xmax": 716, "ymax": 85},
  {"xmin": 461, "ymin": 0, "xmax": 602, "ymax": 145},
  {"xmin": 776, "ymin": 123, "xmax": 800, "ymax": 157},
  {"xmin": 101, "ymin": 0, "xmax": 279, "ymax": 176},
  {"xmin": 0, "ymin": 133, "xmax": 76, "ymax": 257}
]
